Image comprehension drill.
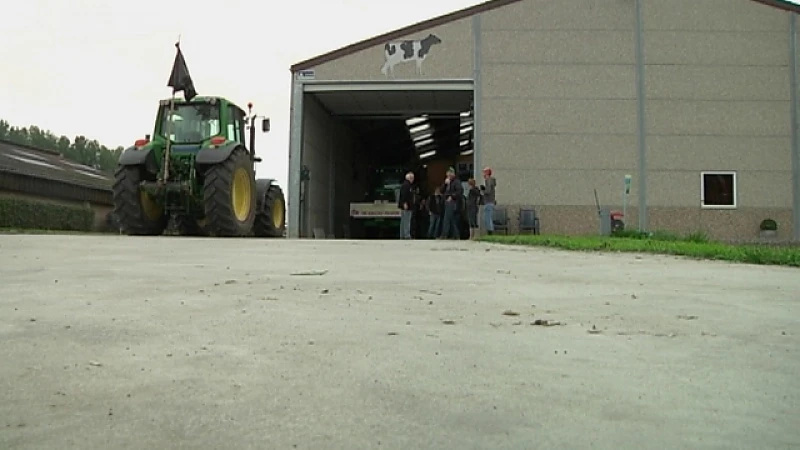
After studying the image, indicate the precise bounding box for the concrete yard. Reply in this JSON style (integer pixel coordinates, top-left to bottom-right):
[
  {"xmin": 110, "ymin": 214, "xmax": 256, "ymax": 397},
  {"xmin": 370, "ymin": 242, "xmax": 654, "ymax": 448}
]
[{"xmin": 0, "ymin": 235, "xmax": 798, "ymax": 450}]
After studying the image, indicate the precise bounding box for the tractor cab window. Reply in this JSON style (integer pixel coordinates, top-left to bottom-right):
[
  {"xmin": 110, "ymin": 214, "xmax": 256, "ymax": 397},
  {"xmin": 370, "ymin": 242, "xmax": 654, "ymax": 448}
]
[
  {"xmin": 227, "ymin": 105, "xmax": 246, "ymax": 144},
  {"xmin": 162, "ymin": 103, "xmax": 221, "ymax": 144}
]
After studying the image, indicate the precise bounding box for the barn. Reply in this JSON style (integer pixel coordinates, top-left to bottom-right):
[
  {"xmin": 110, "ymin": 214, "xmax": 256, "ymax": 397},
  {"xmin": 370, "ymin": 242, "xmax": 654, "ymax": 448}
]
[
  {"xmin": 287, "ymin": 0, "xmax": 800, "ymax": 242},
  {"xmin": 0, "ymin": 139, "xmax": 114, "ymax": 229}
]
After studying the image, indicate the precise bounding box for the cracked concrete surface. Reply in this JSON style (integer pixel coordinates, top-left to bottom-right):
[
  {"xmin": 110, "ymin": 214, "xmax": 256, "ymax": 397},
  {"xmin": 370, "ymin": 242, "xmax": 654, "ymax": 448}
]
[{"xmin": 1, "ymin": 235, "xmax": 799, "ymax": 449}]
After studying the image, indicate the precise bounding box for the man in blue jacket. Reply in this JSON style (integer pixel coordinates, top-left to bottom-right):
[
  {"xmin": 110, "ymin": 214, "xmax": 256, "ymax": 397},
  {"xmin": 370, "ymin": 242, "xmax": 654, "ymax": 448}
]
[{"xmin": 480, "ymin": 167, "xmax": 497, "ymax": 235}]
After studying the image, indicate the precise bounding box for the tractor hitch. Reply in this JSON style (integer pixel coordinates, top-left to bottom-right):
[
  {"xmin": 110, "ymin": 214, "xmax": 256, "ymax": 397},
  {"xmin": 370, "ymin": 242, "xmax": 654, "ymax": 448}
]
[
  {"xmin": 140, "ymin": 180, "xmax": 198, "ymax": 215},
  {"xmin": 140, "ymin": 180, "xmax": 193, "ymax": 196}
]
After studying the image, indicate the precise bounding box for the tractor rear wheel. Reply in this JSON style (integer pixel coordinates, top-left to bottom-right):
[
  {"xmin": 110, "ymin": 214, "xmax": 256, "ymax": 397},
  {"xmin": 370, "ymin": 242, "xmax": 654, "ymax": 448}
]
[
  {"xmin": 202, "ymin": 148, "xmax": 256, "ymax": 237},
  {"xmin": 254, "ymin": 182, "xmax": 286, "ymax": 237},
  {"xmin": 112, "ymin": 165, "xmax": 167, "ymax": 236}
]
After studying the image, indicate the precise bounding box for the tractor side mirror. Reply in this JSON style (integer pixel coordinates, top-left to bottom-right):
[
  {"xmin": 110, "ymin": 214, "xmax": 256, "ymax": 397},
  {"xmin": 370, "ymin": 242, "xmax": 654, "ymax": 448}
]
[{"xmin": 262, "ymin": 118, "xmax": 270, "ymax": 133}]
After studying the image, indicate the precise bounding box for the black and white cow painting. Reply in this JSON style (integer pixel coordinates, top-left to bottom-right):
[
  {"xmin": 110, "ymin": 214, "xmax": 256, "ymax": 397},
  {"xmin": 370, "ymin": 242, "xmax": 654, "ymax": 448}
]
[{"xmin": 381, "ymin": 34, "xmax": 442, "ymax": 77}]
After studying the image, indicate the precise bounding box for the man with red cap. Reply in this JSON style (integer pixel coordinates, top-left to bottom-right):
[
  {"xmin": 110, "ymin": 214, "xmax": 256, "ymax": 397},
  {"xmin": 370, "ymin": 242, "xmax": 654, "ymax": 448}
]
[{"xmin": 480, "ymin": 167, "xmax": 497, "ymax": 235}]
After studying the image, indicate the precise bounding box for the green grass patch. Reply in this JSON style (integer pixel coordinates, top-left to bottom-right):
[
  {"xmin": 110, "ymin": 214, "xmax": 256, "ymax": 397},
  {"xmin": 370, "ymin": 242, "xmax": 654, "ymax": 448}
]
[{"xmin": 478, "ymin": 233, "xmax": 800, "ymax": 267}]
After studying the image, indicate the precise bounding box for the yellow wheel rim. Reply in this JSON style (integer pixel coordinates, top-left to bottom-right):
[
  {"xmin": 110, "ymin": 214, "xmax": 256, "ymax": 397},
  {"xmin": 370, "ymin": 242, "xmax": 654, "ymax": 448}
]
[
  {"xmin": 140, "ymin": 191, "xmax": 162, "ymax": 221},
  {"xmin": 272, "ymin": 197, "xmax": 284, "ymax": 229},
  {"xmin": 231, "ymin": 168, "xmax": 252, "ymax": 222}
]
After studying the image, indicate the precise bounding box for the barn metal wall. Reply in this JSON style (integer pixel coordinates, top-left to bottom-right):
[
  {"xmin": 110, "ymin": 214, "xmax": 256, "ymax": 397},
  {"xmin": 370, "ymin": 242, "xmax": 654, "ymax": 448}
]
[{"xmin": 0, "ymin": 172, "xmax": 113, "ymax": 206}]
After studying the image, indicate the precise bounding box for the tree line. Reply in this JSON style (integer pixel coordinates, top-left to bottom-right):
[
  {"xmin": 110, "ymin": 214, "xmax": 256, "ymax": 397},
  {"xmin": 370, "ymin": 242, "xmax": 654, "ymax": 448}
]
[{"xmin": 0, "ymin": 119, "xmax": 123, "ymax": 173}]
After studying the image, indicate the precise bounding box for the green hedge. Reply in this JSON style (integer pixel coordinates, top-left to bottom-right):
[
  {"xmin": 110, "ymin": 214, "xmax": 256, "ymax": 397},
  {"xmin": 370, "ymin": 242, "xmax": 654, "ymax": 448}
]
[{"xmin": 0, "ymin": 197, "xmax": 94, "ymax": 231}]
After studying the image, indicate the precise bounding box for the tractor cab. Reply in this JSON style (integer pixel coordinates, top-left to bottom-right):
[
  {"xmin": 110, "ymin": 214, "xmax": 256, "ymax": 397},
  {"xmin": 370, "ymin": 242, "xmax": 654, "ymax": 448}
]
[
  {"xmin": 152, "ymin": 96, "xmax": 270, "ymax": 161},
  {"xmin": 154, "ymin": 97, "xmax": 238, "ymax": 150},
  {"xmin": 162, "ymin": 104, "xmax": 221, "ymax": 145}
]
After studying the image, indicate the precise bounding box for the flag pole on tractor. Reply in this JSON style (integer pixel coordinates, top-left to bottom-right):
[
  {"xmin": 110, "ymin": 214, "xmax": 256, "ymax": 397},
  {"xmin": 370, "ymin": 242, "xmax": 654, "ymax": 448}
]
[{"xmin": 165, "ymin": 39, "xmax": 198, "ymax": 183}]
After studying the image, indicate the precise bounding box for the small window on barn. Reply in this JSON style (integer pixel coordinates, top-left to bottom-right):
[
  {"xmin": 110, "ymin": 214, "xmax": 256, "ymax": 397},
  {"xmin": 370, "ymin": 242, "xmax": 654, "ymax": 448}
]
[{"xmin": 701, "ymin": 171, "xmax": 737, "ymax": 208}]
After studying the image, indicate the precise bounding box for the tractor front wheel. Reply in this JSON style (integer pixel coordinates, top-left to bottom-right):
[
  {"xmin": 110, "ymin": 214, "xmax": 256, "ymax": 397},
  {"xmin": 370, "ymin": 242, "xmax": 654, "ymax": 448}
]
[
  {"xmin": 112, "ymin": 165, "xmax": 167, "ymax": 236},
  {"xmin": 254, "ymin": 182, "xmax": 286, "ymax": 237},
  {"xmin": 202, "ymin": 148, "xmax": 256, "ymax": 237}
]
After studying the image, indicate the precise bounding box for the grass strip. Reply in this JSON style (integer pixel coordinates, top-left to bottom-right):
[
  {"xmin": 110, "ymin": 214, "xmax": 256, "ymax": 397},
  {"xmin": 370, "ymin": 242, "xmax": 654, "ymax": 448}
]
[{"xmin": 478, "ymin": 233, "xmax": 800, "ymax": 267}]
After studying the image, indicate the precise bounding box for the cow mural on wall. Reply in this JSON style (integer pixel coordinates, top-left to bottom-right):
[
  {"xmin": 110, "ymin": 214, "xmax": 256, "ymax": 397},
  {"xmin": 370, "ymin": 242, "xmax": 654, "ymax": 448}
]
[{"xmin": 381, "ymin": 34, "xmax": 442, "ymax": 77}]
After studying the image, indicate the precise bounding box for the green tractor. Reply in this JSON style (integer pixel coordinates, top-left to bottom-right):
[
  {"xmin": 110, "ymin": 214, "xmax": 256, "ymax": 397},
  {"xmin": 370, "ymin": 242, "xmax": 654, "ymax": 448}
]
[{"xmin": 112, "ymin": 96, "xmax": 286, "ymax": 237}]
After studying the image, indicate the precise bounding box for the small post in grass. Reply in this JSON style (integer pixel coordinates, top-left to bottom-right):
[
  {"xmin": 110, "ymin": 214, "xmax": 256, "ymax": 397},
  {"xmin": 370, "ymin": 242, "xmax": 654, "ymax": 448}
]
[{"xmin": 623, "ymin": 174, "xmax": 631, "ymax": 227}]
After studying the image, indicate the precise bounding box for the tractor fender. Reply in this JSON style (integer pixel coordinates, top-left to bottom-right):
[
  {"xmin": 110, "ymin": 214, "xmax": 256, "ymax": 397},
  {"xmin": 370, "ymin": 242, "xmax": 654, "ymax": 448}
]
[
  {"xmin": 195, "ymin": 143, "xmax": 242, "ymax": 166},
  {"xmin": 118, "ymin": 146, "xmax": 151, "ymax": 166},
  {"xmin": 118, "ymin": 146, "xmax": 159, "ymax": 176},
  {"xmin": 256, "ymin": 178, "xmax": 276, "ymax": 191}
]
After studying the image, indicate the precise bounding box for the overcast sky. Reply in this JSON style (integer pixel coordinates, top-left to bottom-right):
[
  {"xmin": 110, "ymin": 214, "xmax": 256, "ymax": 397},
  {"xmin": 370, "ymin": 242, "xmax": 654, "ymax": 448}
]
[{"xmin": 0, "ymin": 0, "xmax": 482, "ymax": 190}]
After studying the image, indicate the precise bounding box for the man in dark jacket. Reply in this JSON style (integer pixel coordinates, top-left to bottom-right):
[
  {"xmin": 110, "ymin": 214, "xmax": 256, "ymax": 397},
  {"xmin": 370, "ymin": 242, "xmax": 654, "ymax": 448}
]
[
  {"xmin": 397, "ymin": 171, "xmax": 415, "ymax": 239},
  {"xmin": 427, "ymin": 186, "xmax": 444, "ymax": 238},
  {"xmin": 440, "ymin": 167, "xmax": 463, "ymax": 240}
]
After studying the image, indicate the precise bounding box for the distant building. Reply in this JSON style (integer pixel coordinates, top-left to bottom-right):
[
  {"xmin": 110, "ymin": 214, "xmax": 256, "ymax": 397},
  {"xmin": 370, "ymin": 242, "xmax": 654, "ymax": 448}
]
[
  {"xmin": 287, "ymin": 0, "xmax": 800, "ymax": 242},
  {"xmin": 0, "ymin": 139, "xmax": 113, "ymax": 229}
]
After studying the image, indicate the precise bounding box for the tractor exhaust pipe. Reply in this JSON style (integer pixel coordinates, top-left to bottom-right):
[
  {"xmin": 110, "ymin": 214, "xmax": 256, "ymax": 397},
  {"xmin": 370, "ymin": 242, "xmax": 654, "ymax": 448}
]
[
  {"xmin": 249, "ymin": 116, "xmax": 256, "ymax": 158},
  {"xmin": 247, "ymin": 102, "xmax": 256, "ymax": 159}
]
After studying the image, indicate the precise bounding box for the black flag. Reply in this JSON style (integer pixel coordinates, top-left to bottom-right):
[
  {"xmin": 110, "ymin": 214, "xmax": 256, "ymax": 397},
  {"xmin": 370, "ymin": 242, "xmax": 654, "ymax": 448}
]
[{"xmin": 167, "ymin": 43, "xmax": 197, "ymax": 101}]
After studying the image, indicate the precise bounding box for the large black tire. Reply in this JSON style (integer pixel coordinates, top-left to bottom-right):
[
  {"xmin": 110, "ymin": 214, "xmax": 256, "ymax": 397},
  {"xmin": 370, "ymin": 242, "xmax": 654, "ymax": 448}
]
[
  {"xmin": 253, "ymin": 181, "xmax": 286, "ymax": 238},
  {"xmin": 202, "ymin": 148, "xmax": 256, "ymax": 237},
  {"xmin": 112, "ymin": 165, "xmax": 167, "ymax": 236}
]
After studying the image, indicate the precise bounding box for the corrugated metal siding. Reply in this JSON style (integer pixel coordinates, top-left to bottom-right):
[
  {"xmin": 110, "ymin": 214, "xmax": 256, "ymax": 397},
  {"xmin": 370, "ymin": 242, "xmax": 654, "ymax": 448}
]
[{"xmin": 0, "ymin": 172, "xmax": 112, "ymax": 206}]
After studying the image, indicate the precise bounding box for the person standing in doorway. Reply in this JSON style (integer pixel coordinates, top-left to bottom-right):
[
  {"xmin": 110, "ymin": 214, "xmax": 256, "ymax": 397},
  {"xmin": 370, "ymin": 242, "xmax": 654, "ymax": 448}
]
[
  {"xmin": 480, "ymin": 167, "xmax": 497, "ymax": 235},
  {"xmin": 466, "ymin": 178, "xmax": 482, "ymax": 240},
  {"xmin": 416, "ymin": 195, "xmax": 428, "ymax": 239},
  {"xmin": 398, "ymin": 171, "xmax": 415, "ymax": 239},
  {"xmin": 411, "ymin": 185, "xmax": 421, "ymax": 239},
  {"xmin": 427, "ymin": 186, "xmax": 444, "ymax": 239},
  {"xmin": 440, "ymin": 167, "xmax": 463, "ymax": 240}
]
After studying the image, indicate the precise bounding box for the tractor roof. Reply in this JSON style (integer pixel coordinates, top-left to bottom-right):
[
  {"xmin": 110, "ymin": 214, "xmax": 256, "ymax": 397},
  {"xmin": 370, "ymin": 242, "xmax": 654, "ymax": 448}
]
[{"xmin": 160, "ymin": 96, "xmax": 244, "ymax": 111}]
